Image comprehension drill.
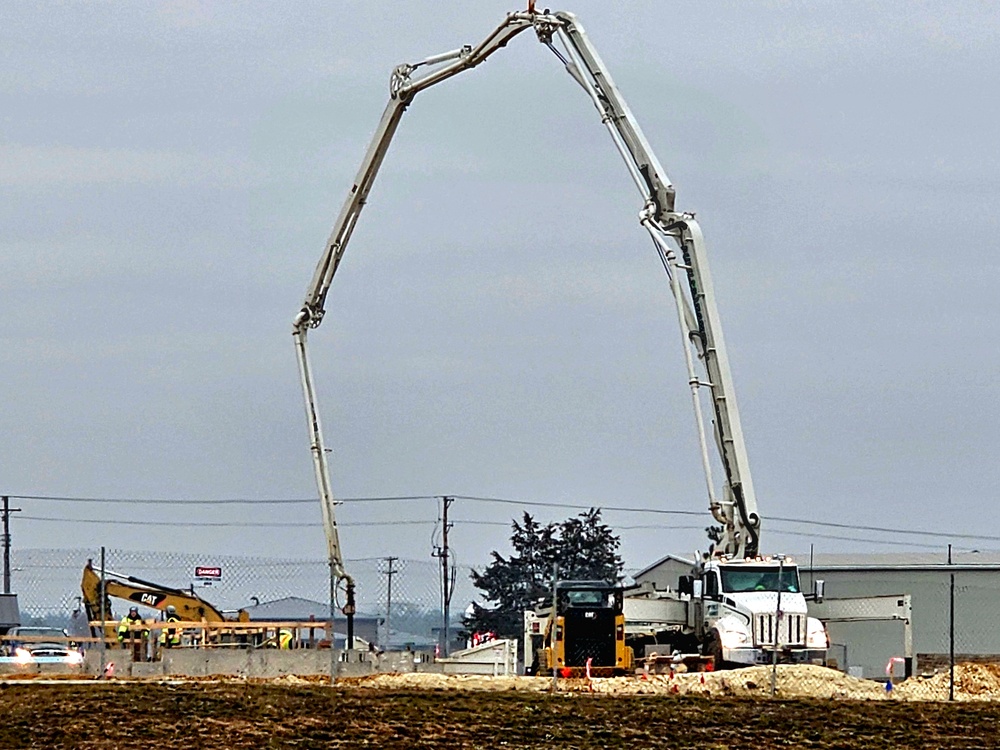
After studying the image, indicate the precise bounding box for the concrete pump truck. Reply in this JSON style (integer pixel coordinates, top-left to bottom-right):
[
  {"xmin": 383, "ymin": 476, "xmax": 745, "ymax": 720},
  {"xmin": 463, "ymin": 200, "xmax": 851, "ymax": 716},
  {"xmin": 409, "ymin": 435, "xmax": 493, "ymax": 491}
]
[{"xmin": 292, "ymin": 5, "xmax": 828, "ymax": 669}]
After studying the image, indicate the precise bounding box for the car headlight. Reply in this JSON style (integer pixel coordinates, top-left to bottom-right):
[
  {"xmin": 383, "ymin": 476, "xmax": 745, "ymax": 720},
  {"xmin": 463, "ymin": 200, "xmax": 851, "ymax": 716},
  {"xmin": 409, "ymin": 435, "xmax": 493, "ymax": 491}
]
[
  {"xmin": 719, "ymin": 626, "xmax": 751, "ymax": 649},
  {"xmin": 806, "ymin": 619, "xmax": 829, "ymax": 649},
  {"xmin": 14, "ymin": 647, "xmax": 34, "ymax": 665}
]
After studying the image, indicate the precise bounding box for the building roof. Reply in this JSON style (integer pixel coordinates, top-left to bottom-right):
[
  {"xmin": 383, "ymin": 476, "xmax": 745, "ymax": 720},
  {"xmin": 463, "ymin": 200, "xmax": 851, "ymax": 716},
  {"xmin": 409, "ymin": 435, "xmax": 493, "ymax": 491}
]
[
  {"xmin": 385, "ymin": 631, "xmax": 437, "ymax": 649},
  {"xmin": 793, "ymin": 550, "xmax": 1000, "ymax": 571},
  {"xmin": 632, "ymin": 554, "xmax": 695, "ymax": 580},
  {"xmin": 243, "ymin": 596, "xmax": 380, "ymax": 622},
  {"xmin": 632, "ymin": 550, "xmax": 1000, "ymax": 578}
]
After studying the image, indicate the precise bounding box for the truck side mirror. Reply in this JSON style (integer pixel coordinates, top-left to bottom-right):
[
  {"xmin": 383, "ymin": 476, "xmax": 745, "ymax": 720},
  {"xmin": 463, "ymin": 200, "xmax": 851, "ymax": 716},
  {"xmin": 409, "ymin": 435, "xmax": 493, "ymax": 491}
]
[
  {"xmin": 678, "ymin": 575, "xmax": 693, "ymax": 596},
  {"xmin": 692, "ymin": 579, "xmax": 704, "ymax": 599},
  {"xmin": 813, "ymin": 579, "xmax": 825, "ymax": 603}
]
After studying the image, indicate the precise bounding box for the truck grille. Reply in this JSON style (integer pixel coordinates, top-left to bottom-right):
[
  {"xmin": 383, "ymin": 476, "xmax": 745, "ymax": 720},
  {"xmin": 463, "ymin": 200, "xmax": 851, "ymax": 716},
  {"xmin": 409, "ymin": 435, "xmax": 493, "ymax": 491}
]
[
  {"xmin": 754, "ymin": 613, "xmax": 805, "ymax": 647},
  {"xmin": 564, "ymin": 610, "xmax": 616, "ymax": 667}
]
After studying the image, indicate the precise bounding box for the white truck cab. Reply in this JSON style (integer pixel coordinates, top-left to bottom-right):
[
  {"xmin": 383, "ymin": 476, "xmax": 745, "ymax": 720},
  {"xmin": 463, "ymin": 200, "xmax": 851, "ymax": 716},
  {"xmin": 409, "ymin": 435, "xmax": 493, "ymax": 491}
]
[{"xmin": 693, "ymin": 555, "xmax": 828, "ymax": 668}]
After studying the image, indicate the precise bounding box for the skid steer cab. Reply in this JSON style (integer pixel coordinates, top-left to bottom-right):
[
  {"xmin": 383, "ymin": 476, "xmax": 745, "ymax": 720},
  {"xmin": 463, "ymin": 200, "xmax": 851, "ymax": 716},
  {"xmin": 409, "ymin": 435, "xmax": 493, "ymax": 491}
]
[{"xmin": 524, "ymin": 581, "xmax": 633, "ymax": 677}]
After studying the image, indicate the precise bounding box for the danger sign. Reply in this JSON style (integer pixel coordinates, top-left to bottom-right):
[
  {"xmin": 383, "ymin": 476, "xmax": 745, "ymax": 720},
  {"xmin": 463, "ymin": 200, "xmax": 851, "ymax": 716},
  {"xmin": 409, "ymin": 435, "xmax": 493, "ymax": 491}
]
[{"xmin": 194, "ymin": 566, "xmax": 222, "ymax": 580}]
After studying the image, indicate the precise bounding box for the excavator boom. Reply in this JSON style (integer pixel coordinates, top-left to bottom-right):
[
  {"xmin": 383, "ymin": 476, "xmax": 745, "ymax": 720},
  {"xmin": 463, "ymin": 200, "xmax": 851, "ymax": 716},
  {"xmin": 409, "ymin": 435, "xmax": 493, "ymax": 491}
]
[{"xmin": 80, "ymin": 560, "xmax": 246, "ymax": 637}]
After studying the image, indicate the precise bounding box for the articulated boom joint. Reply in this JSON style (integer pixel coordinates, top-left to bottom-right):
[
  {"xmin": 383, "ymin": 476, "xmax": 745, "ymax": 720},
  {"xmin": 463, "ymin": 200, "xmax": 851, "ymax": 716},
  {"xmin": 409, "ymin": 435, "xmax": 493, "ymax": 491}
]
[
  {"xmin": 389, "ymin": 66, "xmax": 410, "ymax": 99},
  {"xmin": 293, "ymin": 307, "xmax": 324, "ymax": 332},
  {"xmin": 532, "ymin": 15, "xmax": 562, "ymax": 44},
  {"xmin": 638, "ymin": 205, "xmax": 697, "ymax": 238}
]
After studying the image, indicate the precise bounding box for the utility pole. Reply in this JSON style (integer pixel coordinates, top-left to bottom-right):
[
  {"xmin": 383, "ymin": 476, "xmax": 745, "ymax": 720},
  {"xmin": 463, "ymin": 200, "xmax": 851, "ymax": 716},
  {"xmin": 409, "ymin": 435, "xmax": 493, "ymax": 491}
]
[
  {"xmin": 432, "ymin": 496, "xmax": 455, "ymax": 657},
  {"xmin": 382, "ymin": 556, "xmax": 398, "ymax": 649},
  {"xmin": 2, "ymin": 496, "xmax": 22, "ymax": 594}
]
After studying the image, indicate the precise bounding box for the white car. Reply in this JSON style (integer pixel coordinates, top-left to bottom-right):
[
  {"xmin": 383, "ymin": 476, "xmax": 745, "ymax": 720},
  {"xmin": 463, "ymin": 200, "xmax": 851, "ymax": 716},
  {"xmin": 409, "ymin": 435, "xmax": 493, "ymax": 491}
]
[{"xmin": 1, "ymin": 626, "xmax": 85, "ymax": 667}]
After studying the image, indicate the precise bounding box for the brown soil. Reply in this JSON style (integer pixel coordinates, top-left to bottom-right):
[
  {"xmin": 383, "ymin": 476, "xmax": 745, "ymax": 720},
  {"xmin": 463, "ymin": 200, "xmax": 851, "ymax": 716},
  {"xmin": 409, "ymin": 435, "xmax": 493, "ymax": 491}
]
[{"xmin": 2, "ymin": 668, "xmax": 1000, "ymax": 749}]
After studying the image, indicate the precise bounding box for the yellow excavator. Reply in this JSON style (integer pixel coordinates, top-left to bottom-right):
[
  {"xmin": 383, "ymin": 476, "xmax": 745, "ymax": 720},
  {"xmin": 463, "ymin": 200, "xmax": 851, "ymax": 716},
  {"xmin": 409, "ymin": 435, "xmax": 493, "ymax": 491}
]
[{"xmin": 81, "ymin": 559, "xmax": 248, "ymax": 643}]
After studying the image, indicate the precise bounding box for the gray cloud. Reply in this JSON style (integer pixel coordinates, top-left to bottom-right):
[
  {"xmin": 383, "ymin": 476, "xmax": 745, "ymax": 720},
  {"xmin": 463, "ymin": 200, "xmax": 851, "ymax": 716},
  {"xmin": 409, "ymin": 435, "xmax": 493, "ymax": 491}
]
[{"xmin": 2, "ymin": 1, "xmax": 997, "ymax": 582}]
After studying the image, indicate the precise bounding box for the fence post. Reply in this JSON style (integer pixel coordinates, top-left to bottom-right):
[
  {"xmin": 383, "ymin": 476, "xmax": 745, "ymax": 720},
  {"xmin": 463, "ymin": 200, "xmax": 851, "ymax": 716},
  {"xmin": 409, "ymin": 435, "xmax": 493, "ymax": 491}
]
[
  {"xmin": 329, "ymin": 560, "xmax": 337, "ymax": 683},
  {"xmin": 99, "ymin": 546, "xmax": 106, "ymax": 679},
  {"xmin": 551, "ymin": 563, "xmax": 558, "ymax": 693},
  {"xmin": 949, "ymin": 543, "xmax": 955, "ymax": 702},
  {"xmin": 770, "ymin": 555, "xmax": 785, "ymax": 697}
]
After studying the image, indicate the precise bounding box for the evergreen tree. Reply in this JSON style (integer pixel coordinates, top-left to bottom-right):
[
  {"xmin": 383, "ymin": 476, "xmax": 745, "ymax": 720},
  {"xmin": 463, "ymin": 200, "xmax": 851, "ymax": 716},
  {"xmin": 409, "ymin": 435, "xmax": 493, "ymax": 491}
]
[{"xmin": 464, "ymin": 508, "xmax": 623, "ymax": 639}]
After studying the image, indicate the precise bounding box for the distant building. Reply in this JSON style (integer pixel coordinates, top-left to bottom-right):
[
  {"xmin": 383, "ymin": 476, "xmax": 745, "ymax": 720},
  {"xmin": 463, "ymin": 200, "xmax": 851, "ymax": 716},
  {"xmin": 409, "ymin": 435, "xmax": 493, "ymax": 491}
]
[
  {"xmin": 796, "ymin": 551, "xmax": 1000, "ymax": 678},
  {"xmin": 630, "ymin": 554, "xmax": 698, "ymax": 592},
  {"xmin": 384, "ymin": 630, "xmax": 437, "ymax": 651},
  {"xmin": 0, "ymin": 594, "xmax": 20, "ymax": 635},
  {"xmin": 632, "ymin": 551, "xmax": 1000, "ymax": 678}
]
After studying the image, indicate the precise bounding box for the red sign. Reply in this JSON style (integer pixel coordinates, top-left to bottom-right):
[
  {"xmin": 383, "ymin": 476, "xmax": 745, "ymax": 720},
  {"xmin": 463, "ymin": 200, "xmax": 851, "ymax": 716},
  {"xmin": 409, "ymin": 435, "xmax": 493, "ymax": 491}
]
[{"xmin": 194, "ymin": 566, "xmax": 222, "ymax": 579}]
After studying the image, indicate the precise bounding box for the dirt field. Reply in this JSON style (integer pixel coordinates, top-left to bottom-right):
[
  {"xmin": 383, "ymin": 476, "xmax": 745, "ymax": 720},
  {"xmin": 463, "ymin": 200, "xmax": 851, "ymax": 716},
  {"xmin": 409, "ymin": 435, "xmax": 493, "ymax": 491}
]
[{"xmin": 4, "ymin": 676, "xmax": 1000, "ymax": 749}]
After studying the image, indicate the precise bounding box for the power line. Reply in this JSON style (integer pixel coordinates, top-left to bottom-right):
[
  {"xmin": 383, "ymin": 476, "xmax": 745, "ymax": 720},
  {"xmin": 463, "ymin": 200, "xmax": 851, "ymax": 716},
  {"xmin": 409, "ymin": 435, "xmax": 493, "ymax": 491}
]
[
  {"xmin": 13, "ymin": 511, "xmax": 981, "ymax": 547},
  {"xmin": 14, "ymin": 515, "xmax": 510, "ymax": 529},
  {"xmin": 7, "ymin": 494, "xmax": 435, "ymax": 505},
  {"xmin": 764, "ymin": 528, "xmax": 946, "ymax": 550},
  {"xmin": 612, "ymin": 524, "xmax": 945, "ymax": 549},
  {"xmin": 766, "ymin": 514, "xmax": 992, "ymax": 542},
  {"xmin": 9, "ymin": 512, "xmax": 958, "ymax": 546},
  {"xmin": 8, "ymin": 491, "xmax": 997, "ymax": 544},
  {"xmin": 18, "ymin": 516, "xmax": 322, "ymax": 527},
  {"xmin": 453, "ymin": 495, "xmax": 1000, "ymax": 543},
  {"xmin": 453, "ymin": 494, "xmax": 708, "ymax": 516},
  {"xmin": 14, "ymin": 517, "xmax": 425, "ymax": 529}
]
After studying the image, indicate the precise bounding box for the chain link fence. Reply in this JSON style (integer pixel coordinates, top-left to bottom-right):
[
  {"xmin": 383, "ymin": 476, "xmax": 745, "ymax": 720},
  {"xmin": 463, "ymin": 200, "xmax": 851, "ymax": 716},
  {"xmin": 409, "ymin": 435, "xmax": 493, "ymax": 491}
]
[
  {"xmin": 10, "ymin": 548, "xmax": 479, "ymax": 648},
  {"xmin": 914, "ymin": 569, "xmax": 1000, "ymax": 701},
  {"xmin": 11, "ymin": 546, "xmax": 1000, "ymax": 699}
]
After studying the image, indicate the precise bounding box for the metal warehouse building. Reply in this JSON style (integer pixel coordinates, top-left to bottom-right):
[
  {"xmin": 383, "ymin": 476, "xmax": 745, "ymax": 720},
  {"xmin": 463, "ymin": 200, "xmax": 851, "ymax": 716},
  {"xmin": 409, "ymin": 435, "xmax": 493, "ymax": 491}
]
[{"xmin": 632, "ymin": 551, "xmax": 1000, "ymax": 678}]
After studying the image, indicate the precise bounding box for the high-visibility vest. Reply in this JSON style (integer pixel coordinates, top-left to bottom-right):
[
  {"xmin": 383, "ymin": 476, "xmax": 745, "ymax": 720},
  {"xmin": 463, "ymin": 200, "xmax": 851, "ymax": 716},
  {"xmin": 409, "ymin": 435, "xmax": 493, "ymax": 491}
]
[
  {"xmin": 159, "ymin": 615, "xmax": 182, "ymax": 646},
  {"xmin": 117, "ymin": 616, "xmax": 147, "ymax": 641},
  {"xmin": 279, "ymin": 630, "xmax": 293, "ymax": 649}
]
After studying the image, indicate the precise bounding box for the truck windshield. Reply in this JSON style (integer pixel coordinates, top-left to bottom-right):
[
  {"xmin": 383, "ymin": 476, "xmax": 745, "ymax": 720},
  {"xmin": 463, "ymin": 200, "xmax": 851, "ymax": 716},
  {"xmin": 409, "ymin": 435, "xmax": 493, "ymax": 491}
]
[
  {"xmin": 565, "ymin": 590, "xmax": 610, "ymax": 607},
  {"xmin": 720, "ymin": 566, "xmax": 800, "ymax": 594},
  {"xmin": 14, "ymin": 628, "xmax": 65, "ymax": 638}
]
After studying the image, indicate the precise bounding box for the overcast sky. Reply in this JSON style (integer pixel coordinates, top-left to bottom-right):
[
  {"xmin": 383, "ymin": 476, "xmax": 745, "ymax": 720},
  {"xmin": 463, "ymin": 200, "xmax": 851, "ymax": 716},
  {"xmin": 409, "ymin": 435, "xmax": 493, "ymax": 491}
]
[{"xmin": 3, "ymin": 1, "xmax": 999, "ymax": 577}]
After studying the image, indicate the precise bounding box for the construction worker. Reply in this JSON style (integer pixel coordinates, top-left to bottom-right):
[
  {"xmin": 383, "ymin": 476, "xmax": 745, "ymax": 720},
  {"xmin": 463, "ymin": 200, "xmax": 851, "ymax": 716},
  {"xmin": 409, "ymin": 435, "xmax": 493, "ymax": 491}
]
[
  {"xmin": 117, "ymin": 606, "xmax": 148, "ymax": 657},
  {"xmin": 259, "ymin": 629, "xmax": 294, "ymax": 649},
  {"xmin": 159, "ymin": 605, "xmax": 182, "ymax": 649}
]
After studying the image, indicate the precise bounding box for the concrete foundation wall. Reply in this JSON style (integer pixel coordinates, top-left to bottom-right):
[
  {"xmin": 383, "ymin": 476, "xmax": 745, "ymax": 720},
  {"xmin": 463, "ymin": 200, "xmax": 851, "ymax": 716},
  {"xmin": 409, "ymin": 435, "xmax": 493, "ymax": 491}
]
[
  {"xmin": 436, "ymin": 640, "xmax": 518, "ymax": 676},
  {"xmin": 2, "ymin": 648, "xmax": 447, "ymax": 679},
  {"xmin": 162, "ymin": 649, "xmax": 323, "ymax": 677},
  {"xmin": 76, "ymin": 648, "xmax": 439, "ymax": 678}
]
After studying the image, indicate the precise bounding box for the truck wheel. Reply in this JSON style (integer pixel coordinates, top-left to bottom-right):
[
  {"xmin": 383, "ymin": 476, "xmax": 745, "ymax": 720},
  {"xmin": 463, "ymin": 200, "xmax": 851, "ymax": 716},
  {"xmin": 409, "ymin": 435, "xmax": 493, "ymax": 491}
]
[
  {"xmin": 706, "ymin": 631, "xmax": 724, "ymax": 671},
  {"xmin": 527, "ymin": 650, "xmax": 540, "ymax": 676}
]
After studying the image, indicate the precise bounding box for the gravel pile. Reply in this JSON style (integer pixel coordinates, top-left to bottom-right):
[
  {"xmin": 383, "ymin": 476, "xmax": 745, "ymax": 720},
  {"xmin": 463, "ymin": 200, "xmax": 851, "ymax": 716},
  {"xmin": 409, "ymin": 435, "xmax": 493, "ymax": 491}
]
[{"xmin": 346, "ymin": 663, "xmax": 1000, "ymax": 701}]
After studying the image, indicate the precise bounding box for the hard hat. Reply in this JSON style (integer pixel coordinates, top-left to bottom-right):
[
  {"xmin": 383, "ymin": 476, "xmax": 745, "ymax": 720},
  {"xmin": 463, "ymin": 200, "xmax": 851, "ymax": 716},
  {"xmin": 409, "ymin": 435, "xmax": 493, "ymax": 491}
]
[
  {"xmin": 166, "ymin": 605, "xmax": 177, "ymax": 615},
  {"xmin": 129, "ymin": 606, "xmax": 139, "ymax": 614}
]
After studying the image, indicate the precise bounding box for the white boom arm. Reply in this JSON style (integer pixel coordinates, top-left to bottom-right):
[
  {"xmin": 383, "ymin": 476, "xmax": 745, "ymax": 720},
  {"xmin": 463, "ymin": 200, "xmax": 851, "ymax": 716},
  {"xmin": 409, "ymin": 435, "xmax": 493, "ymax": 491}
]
[
  {"xmin": 293, "ymin": 9, "xmax": 761, "ymax": 605},
  {"xmin": 292, "ymin": 11, "xmax": 545, "ymax": 641},
  {"xmin": 545, "ymin": 12, "xmax": 760, "ymax": 557}
]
